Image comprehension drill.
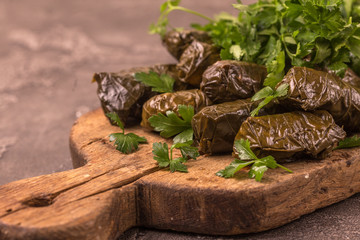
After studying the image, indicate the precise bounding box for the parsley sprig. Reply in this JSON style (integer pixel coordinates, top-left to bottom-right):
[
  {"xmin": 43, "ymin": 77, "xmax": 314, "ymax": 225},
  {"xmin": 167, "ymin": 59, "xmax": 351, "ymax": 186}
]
[
  {"xmin": 153, "ymin": 140, "xmax": 200, "ymax": 172},
  {"xmin": 335, "ymin": 135, "xmax": 360, "ymax": 149},
  {"xmin": 134, "ymin": 71, "xmax": 175, "ymax": 93},
  {"xmin": 149, "ymin": 0, "xmax": 213, "ymax": 37},
  {"xmin": 106, "ymin": 112, "xmax": 147, "ymax": 154},
  {"xmin": 216, "ymin": 139, "xmax": 292, "ymax": 182},
  {"xmin": 250, "ymin": 83, "xmax": 289, "ymax": 116},
  {"xmin": 149, "ymin": 105, "xmax": 194, "ymax": 143}
]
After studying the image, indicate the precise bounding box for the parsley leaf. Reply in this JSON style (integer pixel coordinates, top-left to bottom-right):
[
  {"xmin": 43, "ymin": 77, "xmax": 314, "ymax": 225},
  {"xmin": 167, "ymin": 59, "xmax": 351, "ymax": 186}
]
[
  {"xmin": 106, "ymin": 112, "xmax": 124, "ymax": 131},
  {"xmin": 216, "ymin": 139, "xmax": 292, "ymax": 182},
  {"xmin": 335, "ymin": 135, "xmax": 360, "ymax": 149},
  {"xmin": 250, "ymin": 83, "xmax": 289, "ymax": 116},
  {"xmin": 134, "ymin": 71, "xmax": 175, "ymax": 93},
  {"xmin": 152, "ymin": 142, "xmax": 171, "ymax": 167},
  {"xmin": 152, "ymin": 140, "xmax": 199, "ymax": 172},
  {"xmin": 106, "ymin": 112, "xmax": 147, "ymax": 154},
  {"xmin": 216, "ymin": 159, "xmax": 253, "ymax": 178},
  {"xmin": 148, "ymin": 105, "xmax": 194, "ymax": 143},
  {"xmin": 109, "ymin": 133, "xmax": 147, "ymax": 154},
  {"xmin": 172, "ymin": 141, "xmax": 200, "ymax": 159}
]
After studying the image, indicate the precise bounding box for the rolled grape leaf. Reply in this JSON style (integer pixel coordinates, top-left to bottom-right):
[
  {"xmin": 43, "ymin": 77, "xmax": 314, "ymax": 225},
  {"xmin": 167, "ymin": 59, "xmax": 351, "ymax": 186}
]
[
  {"xmin": 162, "ymin": 30, "xmax": 212, "ymax": 60},
  {"xmin": 152, "ymin": 64, "xmax": 189, "ymax": 91},
  {"xmin": 234, "ymin": 111, "xmax": 346, "ymax": 161},
  {"xmin": 192, "ymin": 99, "xmax": 278, "ymax": 155},
  {"xmin": 341, "ymin": 68, "xmax": 360, "ymax": 89},
  {"xmin": 278, "ymin": 66, "xmax": 360, "ymax": 132},
  {"xmin": 141, "ymin": 89, "xmax": 212, "ymax": 129},
  {"xmin": 176, "ymin": 40, "xmax": 220, "ymax": 87},
  {"xmin": 200, "ymin": 60, "xmax": 267, "ymax": 103},
  {"xmin": 93, "ymin": 64, "xmax": 185, "ymax": 125}
]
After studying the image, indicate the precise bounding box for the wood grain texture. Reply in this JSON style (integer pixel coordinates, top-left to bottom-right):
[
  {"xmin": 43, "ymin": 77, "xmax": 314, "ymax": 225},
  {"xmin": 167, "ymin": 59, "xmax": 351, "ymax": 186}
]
[{"xmin": 0, "ymin": 108, "xmax": 359, "ymax": 239}]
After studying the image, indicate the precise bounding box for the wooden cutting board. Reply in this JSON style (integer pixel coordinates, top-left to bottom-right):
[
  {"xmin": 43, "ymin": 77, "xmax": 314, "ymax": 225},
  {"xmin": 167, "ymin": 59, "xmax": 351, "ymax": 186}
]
[{"xmin": 0, "ymin": 108, "xmax": 359, "ymax": 240}]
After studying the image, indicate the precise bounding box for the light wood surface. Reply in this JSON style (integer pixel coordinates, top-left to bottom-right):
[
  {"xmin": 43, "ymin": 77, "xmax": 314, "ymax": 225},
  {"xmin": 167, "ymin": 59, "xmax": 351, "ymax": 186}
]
[{"xmin": 0, "ymin": 108, "xmax": 359, "ymax": 239}]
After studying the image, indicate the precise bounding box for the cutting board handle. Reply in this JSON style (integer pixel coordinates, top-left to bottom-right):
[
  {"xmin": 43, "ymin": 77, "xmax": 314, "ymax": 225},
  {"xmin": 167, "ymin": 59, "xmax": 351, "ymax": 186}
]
[{"xmin": 0, "ymin": 161, "xmax": 142, "ymax": 240}]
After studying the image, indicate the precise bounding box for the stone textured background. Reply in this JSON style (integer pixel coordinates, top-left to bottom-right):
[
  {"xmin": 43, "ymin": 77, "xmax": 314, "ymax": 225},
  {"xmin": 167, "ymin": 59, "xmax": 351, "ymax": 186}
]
[{"xmin": 0, "ymin": 0, "xmax": 359, "ymax": 239}]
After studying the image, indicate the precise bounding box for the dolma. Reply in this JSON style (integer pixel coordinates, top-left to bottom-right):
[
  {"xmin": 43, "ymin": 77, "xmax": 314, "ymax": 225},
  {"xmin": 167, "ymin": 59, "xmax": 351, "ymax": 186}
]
[
  {"xmin": 201, "ymin": 60, "xmax": 267, "ymax": 103},
  {"xmin": 192, "ymin": 99, "xmax": 273, "ymax": 155},
  {"xmin": 141, "ymin": 89, "xmax": 212, "ymax": 129},
  {"xmin": 162, "ymin": 30, "xmax": 212, "ymax": 60},
  {"xmin": 277, "ymin": 66, "xmax": 360, "ymax": 131},
  {"xmin": 93, "ymin": 64, "xmax": 184, "ymax": 125},
  {"xmin": 234, "ymin": 111, "xmax": 346, "ymax": 160},
  {"xmin": 341, "ymin": 68, "xmax": 360, "ymax": 89},
  {"xmin": 152, "ymin": 64, "xmax": 189, "ymax": 91},
  {"xmin": 176, "ymin": 40, "xmax": 220, "ymax": 87}
]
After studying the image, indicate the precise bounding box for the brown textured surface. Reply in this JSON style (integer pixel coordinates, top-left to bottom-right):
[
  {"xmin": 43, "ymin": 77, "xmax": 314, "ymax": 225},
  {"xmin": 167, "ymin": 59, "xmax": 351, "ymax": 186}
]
[
  {"xmin": 1, "ymin": 108, "xmax": 359, "ymax": 239},
  {"xmin": 1, "ymin": 1, "xmax": 360, "ymax": 239}
]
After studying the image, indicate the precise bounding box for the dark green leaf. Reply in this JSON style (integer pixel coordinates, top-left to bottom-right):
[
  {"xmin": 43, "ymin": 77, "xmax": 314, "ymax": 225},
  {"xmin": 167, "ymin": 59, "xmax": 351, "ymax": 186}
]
[
  {"xmin": 250, "ymin": 95, "xmax": 274, "ymax": 117},
  {"xmin": 177, "ymin": 105, "xmax": 194, "ymax": 123},
  {"xmin": 152, "ymin": 142, "xmax": 170, "ymax": 167},
  {"xmin": 251, "ymin": 86, "xmax": 274, "ymax": 101},
  {"xmin": 263, "ymin": 71, "xmax": 285, "ymax": 89},
  {"xmin": 148, "ymin": 105, "xmax": 194, "ymax": 141},
  {"xmin": 328, "ymin": 61, "xmax": 348, "ymax": 77},
  {"xmin": 233, "ymin": 139, "xmax": 257, "ymax": 160},
  {"xmin": 336, "ymin": 135, "xmax": 360, "ymax": 149},
  {"xmin": 312, "ymin": 39, "xmax": 332, "ymax": 64},
  {"xmin": 217, "ymin": 138, "xmax": 292, "ymax": 181},
  {"xmin": 171, "ymin": 140, "xmax": 193, "ymax": 149},
  {"xmin": 251, "ymin": 83, "xmax": 288, "ymax": 116},
  {"xmin": 274, "ymin": 83, "xmax": 289, "ymax": 98},
  {"xmin": 153, "ymin": 140, "xmax": 197, "ymax": 173},
  {"xmin": 148, "ymin": 112, "xmax": 189, "ymax": 138},
  {"xmin": 348, "ymin": 35, "xmax": 360, "ymax": 58},
  {"xmin": 259, "ymin": 155, "xmax": 277, "ymax": 169},
  {"xmin": 106, "ymin": 112, "xmax": 124, "ymax": 130},
  {"xmin": 173, "ymin": 128, "xmax": 194, "ymax": 144},
  {"xmin": 125, "ymin": 133, "xmax": 147, "ymax": 143},
  {"xmin": 134, "ymin": 71, "xmax": 174, "ymax": 93},
  {"xmin": 170, "ymin": 158, "xmax": 188, "ymax": 172},
  {"xmin": 249, "ymin": 163, "xmax": 268, "ymax": 182},
  {"xmin": 175, "ymin": 141, "xmax": 200, "ymax": 160},
  {"xmin": 216, "ymin": 159, "xmax": 254, "ymax": 178},
  {"xmin": 109, "ymin": 132, "xmax": 147, "ymax": 154}
]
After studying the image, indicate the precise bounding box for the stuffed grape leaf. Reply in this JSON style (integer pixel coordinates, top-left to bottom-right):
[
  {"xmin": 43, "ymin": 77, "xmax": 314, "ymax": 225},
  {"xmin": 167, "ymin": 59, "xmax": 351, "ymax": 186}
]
[
  {"xmin": 278, "ymin": 67, "xmax": 360, "ymax": 132},
  {"xmin": 200, "ymin": 60, "xmax": 267, "ymax": 103},
  {"xmin": 192, "ymin": 98, "xmax": 277, "ymax": 155},
  {"xmin": 141, "ymin": 89, "xmax": 211, "ymax": 129},
  {"xmin": 234, "ymin": 111, "xmax": 346, "ymax": 161},
  {"xmin": 162, "ymin": 30, "xmax": 212, "ymax": 60}
]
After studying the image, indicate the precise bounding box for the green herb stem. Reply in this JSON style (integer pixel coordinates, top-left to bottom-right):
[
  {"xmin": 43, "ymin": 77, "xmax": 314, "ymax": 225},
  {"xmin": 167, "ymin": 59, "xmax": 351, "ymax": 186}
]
[
  {"xmin": 169, "ymin": 6, "xmax": 213, "ymax": 22},
  {"xmin": 276, "ymin": 164, "xmax": 293, "ymax": 173},
  {"xmin": 170, "ymin": 147, "xmax": 174, "ymax": 161}
]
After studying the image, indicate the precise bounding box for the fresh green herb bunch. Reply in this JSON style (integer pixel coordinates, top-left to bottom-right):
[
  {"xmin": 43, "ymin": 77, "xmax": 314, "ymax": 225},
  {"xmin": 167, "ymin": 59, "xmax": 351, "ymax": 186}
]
[
  {"xmin": 217, "ymin": 139, "xmax": 292, "ymax": 181},
  {"xmin": 151, "ymin": 0, "xmax": 360, "ymax": 111},
  {"xmin": 196, "ymin": 0, "xmax": 360, "ymax": 86}
]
